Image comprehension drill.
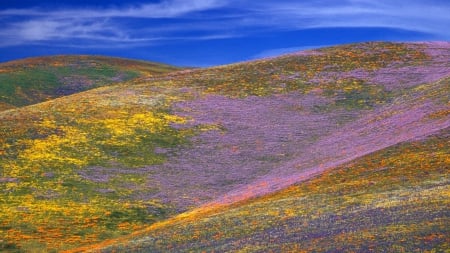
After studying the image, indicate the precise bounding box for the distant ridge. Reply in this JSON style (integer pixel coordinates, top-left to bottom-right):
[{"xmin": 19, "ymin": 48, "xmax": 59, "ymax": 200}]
[{"xmin": 0, "ymin": 55, "xmax": 181, "ymax": 111}]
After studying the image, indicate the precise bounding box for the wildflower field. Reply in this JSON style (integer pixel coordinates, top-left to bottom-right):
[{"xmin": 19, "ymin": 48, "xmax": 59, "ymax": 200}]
[
  {"xmin": 0, "ymin": 55, "xmax": 180, "ymax": 111},
  {"xmin": 0, "ymin": 42, "xmax": 449, "ymax": 252}
]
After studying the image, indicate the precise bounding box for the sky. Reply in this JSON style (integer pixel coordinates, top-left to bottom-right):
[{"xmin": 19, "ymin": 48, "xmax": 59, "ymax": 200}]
[{"xmin": 0, "ymin": 0, "xmax": 449, "ymax": 67}]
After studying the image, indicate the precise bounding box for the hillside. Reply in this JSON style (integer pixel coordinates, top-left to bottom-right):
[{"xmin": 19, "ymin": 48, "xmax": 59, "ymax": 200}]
[
  {"xmin": 0, "ymin": 42, "xmax": 449, "ymax": 252},
  {"xmin": 0, "ymin": 55, "xmax": 181, "ymax": 111},
  {"xmin": 93, "ymin": 128, "xmax": 450, "ymax": 253}
]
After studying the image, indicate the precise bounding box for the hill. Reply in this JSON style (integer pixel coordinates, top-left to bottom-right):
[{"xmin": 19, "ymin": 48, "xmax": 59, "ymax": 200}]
[
  {"xmin": 0, "ymin": 42, "xmax": 449, "ymax": 252},
  {"xmin": 0, "ymin": 55, "xmax": 181, "ymax": 111},
  {"xmin": 89, "ymin": 128, "xmax": 450, "ymax": 253}
]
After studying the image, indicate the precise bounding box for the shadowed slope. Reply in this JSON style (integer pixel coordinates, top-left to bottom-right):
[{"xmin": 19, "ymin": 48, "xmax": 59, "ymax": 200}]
[
  {"xmin": 0, "ymin": 55, "xmax": 181, "ymax": 110},
  {"xmin": 0, "ymin": 42, "xmax": 449, "ymax": 252}
]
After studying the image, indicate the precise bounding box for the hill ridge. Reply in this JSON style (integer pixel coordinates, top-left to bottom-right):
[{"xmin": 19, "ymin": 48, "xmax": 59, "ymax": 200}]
[{"xmin": 0, "ymin": 55, "xmax": 181, "ymax": 111}]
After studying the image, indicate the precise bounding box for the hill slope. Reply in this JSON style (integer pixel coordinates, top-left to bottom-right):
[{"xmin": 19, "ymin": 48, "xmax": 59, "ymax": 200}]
[
  {"xmin": 0, "ymin": 55, "xmax": 181, "ymax": 111},
  {"xmin": 94, "ymin": 127, "xmax": 450, "ymax": 253},
  {"xmin": 0, "ymin": 42, "xmax": 449, "ymax": 252}
]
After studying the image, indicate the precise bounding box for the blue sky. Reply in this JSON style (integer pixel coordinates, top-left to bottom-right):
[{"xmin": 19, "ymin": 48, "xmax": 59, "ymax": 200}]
[{"xmin": 0, "ymin": 0, "xmax": 449, "ymax": 66}]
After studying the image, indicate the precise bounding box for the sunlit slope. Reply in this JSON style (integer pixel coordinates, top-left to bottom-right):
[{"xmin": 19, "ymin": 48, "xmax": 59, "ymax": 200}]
[
  {"xmin": 99, "ymin": 128, "xmax": 449, "ymax": 253},
  {"xmin": 0, "ymin": 42, "xmax": 449, "ymax": 252},
  {"xmin": 0, "ymin": 55, "xmax": 180, "ymax": 110},
  {"xmin": 122, "ymin": 41, "xmax": 449, "ymax": 208}
]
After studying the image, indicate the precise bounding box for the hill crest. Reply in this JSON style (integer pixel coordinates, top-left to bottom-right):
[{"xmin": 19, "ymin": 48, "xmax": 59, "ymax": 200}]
[{"xmin": 0, "ymin": 55, "xmax": 181, "ymax": 111}]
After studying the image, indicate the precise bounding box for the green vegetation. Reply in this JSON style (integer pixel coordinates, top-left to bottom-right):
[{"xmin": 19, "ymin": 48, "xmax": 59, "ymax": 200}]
[
  {"xmin": 322, "ymin": 78, "xmax": 392, "ymax": 110},
  {"xmin": 0, "ymin": 55, "xmax": 180, "ymax": 109}
]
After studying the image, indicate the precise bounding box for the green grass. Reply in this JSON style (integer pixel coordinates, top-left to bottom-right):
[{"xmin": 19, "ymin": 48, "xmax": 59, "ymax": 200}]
[
  {"xmin": 0, "ymin": 55, "xmax": 181, "ymax": 109},
  {"xmin": 322, "ymin": 78, "xmax": 392, "ymax": 110}
]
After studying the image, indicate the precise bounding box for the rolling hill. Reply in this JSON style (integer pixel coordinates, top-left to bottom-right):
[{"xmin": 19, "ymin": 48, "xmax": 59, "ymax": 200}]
[
  {"xmin": 0, "ymin": 55, "xmax": 181, "ymax": 111},
  {"xmin": 0, "ymin": 42, "xmax": 449, "ymax": 252},
  {"xmin": 88, "ymin": 128, "xmax": 450, "ymax": 253}
]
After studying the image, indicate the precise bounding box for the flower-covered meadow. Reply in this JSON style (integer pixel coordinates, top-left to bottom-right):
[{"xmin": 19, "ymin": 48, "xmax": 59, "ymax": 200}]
[
  {"xmin": 99, "ymin": 128, "xmax": 449, "ymax": 252},
  {"xmin": 0, "ymin": 82, "xmax": 200, "ymax": 251},
  {"xmin": 0, "ymin": 42, "xmax": 449, "ymax": 252}
]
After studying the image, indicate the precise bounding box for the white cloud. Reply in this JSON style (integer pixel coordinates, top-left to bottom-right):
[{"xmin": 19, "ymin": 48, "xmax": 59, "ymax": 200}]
[
  {"xmin": 18, "ymin": 20, "xmax": 60, "ymax": 41},
  {"xmin": 1, "ymin": 0, "xmax": 225, "ymax": 18},
  {"xmin": 238, "ymin": 0, "xmax": 450, "ymax": 38},
  {"xmin": 0, "ymin": 0, "xmax": 230, "ymax": 47},
  {"xmin": 0, "ymin": 0, "xmax": 448, "ymax": 48}
]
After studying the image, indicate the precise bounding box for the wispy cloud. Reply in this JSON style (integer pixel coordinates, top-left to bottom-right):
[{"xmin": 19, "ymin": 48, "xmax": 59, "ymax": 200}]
[
  {"xmin": 1, "ymin": 0, "xmax": 225, "ymax": 18},
  {"xmin": 0, "ymin": 0, "xmax": 230, "ymax": 47},
  {"xmin": 236, "ymin": 0, "xmax": 450, "ymax": 37},
  {"xmin": 0, "ymin": 18, "xmax": 130, "ymax": 47},
  {"xmin": 0, "ymin": 0, "xmax": 448, "ymax": 48}
]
